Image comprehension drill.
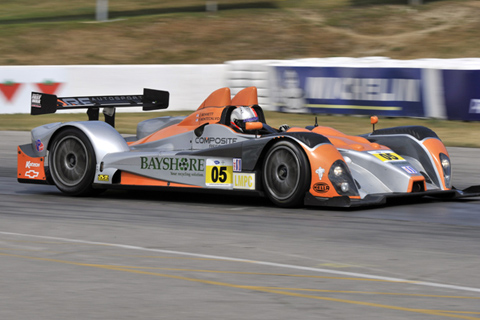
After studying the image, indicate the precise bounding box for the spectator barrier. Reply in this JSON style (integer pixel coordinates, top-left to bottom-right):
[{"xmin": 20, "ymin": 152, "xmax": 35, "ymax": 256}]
[{"xmin": 1, "ymin": 58, "xmax": 480, "ymax": 121}]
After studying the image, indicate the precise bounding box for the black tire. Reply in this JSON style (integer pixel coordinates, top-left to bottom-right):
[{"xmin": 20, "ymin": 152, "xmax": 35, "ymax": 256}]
[
  {"xmin": 49, "ymin": 128, "xmax": 97, "ymax": 196},
  {"xmin": 262, "ymin": 140, "xmax": 310, "ymax": 207}
]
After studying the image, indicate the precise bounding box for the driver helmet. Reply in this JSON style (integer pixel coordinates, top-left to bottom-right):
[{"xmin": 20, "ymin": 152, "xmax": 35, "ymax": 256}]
[{"xmin": 230, "ymin": 106, "xmax": 258, "ymax": 132}]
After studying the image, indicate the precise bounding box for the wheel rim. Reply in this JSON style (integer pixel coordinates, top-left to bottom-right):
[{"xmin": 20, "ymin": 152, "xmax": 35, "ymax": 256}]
[
  {"xmin": 52, "ymin": 136, "xmax": 89, "ymax": 187},
  {"xmin": 264, "ymin": 146, "xmax": 301, "ymax": 201}
]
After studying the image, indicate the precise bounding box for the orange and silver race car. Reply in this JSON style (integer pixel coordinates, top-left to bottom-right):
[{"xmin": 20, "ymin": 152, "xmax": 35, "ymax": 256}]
[{"xmin": 17, "ymin": 86, "xmax": 480, "ymax": 207}]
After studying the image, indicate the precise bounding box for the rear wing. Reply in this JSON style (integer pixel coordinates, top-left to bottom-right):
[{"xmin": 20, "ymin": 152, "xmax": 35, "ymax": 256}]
[{"xmin": 30, "ymin": 88, "xmax": 169, "ymax": 127}]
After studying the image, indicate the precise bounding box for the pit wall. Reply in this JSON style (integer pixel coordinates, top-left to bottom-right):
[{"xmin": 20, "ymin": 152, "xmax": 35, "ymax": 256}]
[{"xmin": 2, "ymin": 57, "xmax": 480, "ymax": 121}]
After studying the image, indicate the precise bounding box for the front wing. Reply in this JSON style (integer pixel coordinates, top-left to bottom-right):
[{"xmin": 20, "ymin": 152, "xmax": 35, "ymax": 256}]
[{"xmin": 305, "ymin": 186, "xmax": 480, "ymax": 208}]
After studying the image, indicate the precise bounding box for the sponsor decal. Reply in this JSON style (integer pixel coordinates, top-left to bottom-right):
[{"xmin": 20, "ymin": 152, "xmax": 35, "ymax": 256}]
[
  {"xmin": 35, "ymin": 139, "xmax": 44, "ymax": 152},
  {"xmin": 25, "ymin": 170, "xmax": 39, "ymax": 179},
  {"xmin": 31, "ymin": 93, "xmax": 42, "ymax": 108},
  {"xmin": 402, "ymin": 166, "xmax": 418, "ymax": 174},
  {"xmin": 36, "ymin": 81, "xmax": 62, "ymax": 95},
  {"xmin": 313, "ymin": 182, "xmax": 330, "ymax": 193},
  {"xmin": 98, "ymin": 174, "xmax": 109, "ymax": 182},
  {"xmin": 273, "ymin": 66, "xmax": 425, "ymax": 117},
  {"xmin": 469, "ymin": 99, "xmax": 480, "ymax": 114},
  {"xmin": 233, "ymin": 173, "xmax": 255, "ymax": 190},
  {"xmin": 58, "ymin": 95, "xmax": 142, "ymax": 106},
  {"xmin": 0, "ymin": 80, "xmax": 22, "ymax": 102},
  {"xmin": 305, "ymin": 77, "xmax": 420, "ymax": 103},
  {"xmin": 205, "ymin": 159, "xmax": 233, "ymax": 187},
  {"xmin": 369, "ymin": 151, "xmax": 405, "ymax": 162},
  {"xmin": 195, "ymin": 136, "xmax": 237, "ymax": 148},
  {"xmin": 141, "ymin": 157, "xmax": 204, "ymax": 171},
  {"xmin": 315, "ymin": 166, "xmax": 325, "ymax": 180},
  {"xmin": 198, "ymin": 111, "xmax": 220, "ymax": 123},
  {"xmin": 25, "ymin": 161, "xmax": 40, "ymax": 169},
  {"xmin": 233, "ymin": 158, "xmax": 242, "ymax": 172},
  {"xmin": 140, "ymin": 156, "xmax": 205, "ymax": 178}
]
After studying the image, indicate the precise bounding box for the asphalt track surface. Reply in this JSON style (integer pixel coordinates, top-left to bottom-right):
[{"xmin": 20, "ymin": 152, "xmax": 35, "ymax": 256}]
[{"xmin": 1, "ymin": 131, "xmax": 480, "ymax": 320}]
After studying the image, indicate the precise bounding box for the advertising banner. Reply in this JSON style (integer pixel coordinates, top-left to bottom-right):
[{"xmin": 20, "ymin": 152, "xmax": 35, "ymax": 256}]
[
  {"xmin": 0, "ymin": 65, "xmax": 226, "ymax": 114},
  {"xmin": 0, "ymin": 66, "xmax": 67, "ymax": 114},
  {"xmin": 442, "ymin": 70, "xmax": 480, "ymax": 121},
  {"xmin": 270, "ymin": 66, "xmax": 425, "ymax": 117}
]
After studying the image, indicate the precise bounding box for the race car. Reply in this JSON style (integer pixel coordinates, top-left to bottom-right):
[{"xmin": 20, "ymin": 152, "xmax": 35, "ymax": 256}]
[{"xmin": 17, "ymin": 86, "xmax": 480, "ymax": 207}]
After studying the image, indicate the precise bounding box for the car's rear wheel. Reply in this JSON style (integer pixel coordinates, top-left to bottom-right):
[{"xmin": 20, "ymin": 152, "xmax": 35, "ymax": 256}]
[
  {"xmin": 49, "ymin": 128, "xmax": 97, "ymax": 196},
  {"xmin": 262, "ymin": 140, "xmax": 310, "ymax": 207}
]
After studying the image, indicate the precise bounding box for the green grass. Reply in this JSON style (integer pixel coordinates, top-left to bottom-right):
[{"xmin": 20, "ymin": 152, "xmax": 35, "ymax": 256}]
[
  {"xmin": 0, "ymin": 0, "xmax": 282, "ymax": 22},
  {"xmin": 2, "ymin": 112, "xmax": 479, "ymax": 148}
]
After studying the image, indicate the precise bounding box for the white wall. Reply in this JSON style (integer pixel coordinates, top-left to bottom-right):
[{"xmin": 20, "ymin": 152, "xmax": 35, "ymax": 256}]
[{"xmin": 0, "ymin": 64, "xmax": 226, "ymax": 114}]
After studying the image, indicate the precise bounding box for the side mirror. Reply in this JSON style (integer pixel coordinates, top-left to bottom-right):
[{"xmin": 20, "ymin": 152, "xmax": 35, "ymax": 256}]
[
  {"xmin": 370, "ymin": 116, "xmax": 378, "ymax": 132},
  {"xmin": 194, "ymin": 122, "xmax": 209, "ymax": 137}
]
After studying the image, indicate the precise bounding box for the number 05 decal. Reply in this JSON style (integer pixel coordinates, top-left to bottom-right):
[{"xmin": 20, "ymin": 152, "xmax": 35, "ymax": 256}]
[
  {"xmin": 206, "ymin": 159, "xmax": 233, "ymax": 188},
  {"xmin": 369, "ymin": 151, "xmax": 405, "ymax": 162}
]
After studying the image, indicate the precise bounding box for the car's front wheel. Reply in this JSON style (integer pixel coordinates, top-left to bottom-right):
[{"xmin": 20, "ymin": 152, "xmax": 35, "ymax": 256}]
[
  {"xmin": 262, "ymin": 140, "xmax": 310, "ymax": 207},
  {"xmin": 49, "ymin": 127, "xmax": 97, "ymax": 196}
]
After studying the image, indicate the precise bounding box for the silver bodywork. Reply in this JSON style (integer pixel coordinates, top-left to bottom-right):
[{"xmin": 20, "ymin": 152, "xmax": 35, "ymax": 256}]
[
  {"xmin": 28, "ymin": 116, "xmax": 443, "ymax": 196},
  {"xmin": 21, "ymin": 88, "xmax": 479, "ymax": 207}
]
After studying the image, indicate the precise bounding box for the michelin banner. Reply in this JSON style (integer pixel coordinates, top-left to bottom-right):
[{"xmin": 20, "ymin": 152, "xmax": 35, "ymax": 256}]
[
  {"xmin": 270, "ymin": 66, "xmax": 425, "ymax": 117},
  {"xmin": 442, "ymin": 69, "xmax": 480, "ymax": 121}
]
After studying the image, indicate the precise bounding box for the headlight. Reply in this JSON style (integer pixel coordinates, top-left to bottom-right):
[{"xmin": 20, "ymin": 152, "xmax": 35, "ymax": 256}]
[
  {"xmin": 333, "ymin": 166, "xmax": 344, "ymax": 176},
  {"xmin": 441, "ymin": 158, "xmax": 450, "ymax": 170},
  {"xmin": 439, "ymin": 153, "xmax": 451, "ymax": 189},
  {"xmin": 328, "ymin": 160, "xmax": 358, "ymax": 196}
]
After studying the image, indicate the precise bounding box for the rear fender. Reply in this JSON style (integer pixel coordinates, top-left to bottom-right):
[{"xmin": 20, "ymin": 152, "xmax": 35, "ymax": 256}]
[{"xmin": 32, "ymin": 121, "xmax": 130, "ymax": 164}]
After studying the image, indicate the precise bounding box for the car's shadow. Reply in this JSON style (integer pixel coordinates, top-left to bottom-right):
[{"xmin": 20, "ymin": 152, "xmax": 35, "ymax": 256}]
[
  {"xmin": 98, "ymin": 188, "xmax": 273, "ymax": 209},
  {"xmin": 86, "ymin": 188, "xmax": 480, "ymax": 212}
]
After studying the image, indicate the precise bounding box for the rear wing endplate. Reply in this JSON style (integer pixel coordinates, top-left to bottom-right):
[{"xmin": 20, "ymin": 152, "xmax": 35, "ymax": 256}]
[{"xmin": 30, "ymin": 88, "xmax": 169, "ymax": 127}]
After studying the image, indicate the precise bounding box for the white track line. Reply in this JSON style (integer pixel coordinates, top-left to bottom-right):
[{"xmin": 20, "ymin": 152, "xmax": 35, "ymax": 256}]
[{"xmin": 1, "ymin": 231, "xmax": 480, "ymax": 294}]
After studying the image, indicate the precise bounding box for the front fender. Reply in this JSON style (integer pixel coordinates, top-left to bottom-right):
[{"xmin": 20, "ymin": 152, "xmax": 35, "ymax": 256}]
[
  {"xmin": 365, "ymin": 127, "xmax": 449, "ymax": 190},
  {"xmin": 242, "ymin": 131, "xmax": 332, "ymax": 171}
]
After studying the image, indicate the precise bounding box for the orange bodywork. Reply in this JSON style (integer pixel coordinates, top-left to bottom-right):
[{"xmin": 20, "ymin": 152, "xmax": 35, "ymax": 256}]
[
  {"xmin": 311, "ymin": 126, "xmax": 388, "ymax": 152},
  {"xmin": 120, "ymin": 172, "xmax": 201, "ymax": 188},
  {"xmin": 17, "ymin": 146, "xmax": 47, "ymax": 182},
  {"xmin": 407, "ymin": 175, "xmax": 427, "ymax": 192},
  {"xmin": 231, "ymin": 86, "xmax": 259, "ymax": 106},
  {"xmin": 131, "ymin": 88, "xmax": 231, "ymax": 145},
  {"xmin": 130, "ymin": 87, "xmax": 262, "ymax": 146},
  {"xmin": 422, "ymin": 138, "xmax": 450, "ymax": 190},
  {"xmin": 300, "ymin": 142, "xmax": 349, "ymax": 198}
]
